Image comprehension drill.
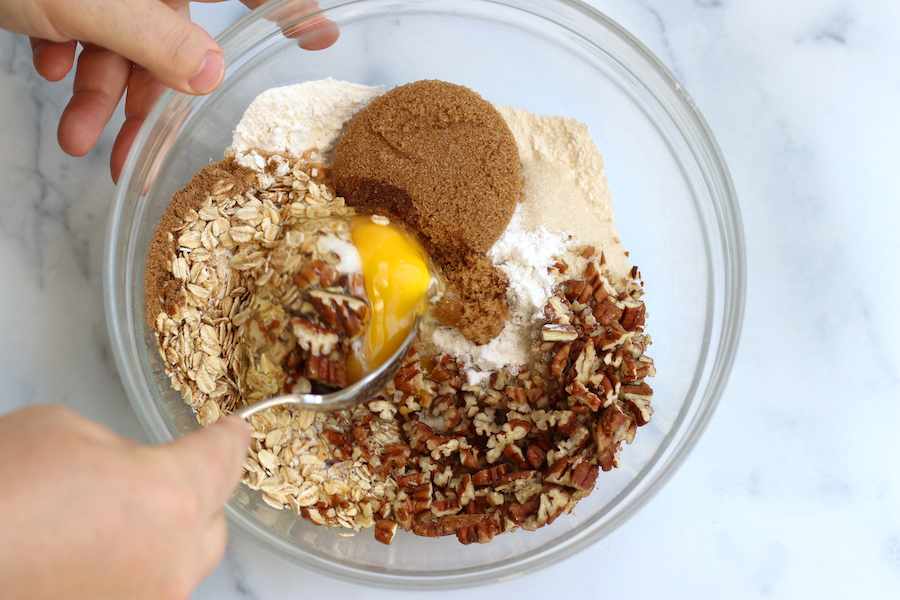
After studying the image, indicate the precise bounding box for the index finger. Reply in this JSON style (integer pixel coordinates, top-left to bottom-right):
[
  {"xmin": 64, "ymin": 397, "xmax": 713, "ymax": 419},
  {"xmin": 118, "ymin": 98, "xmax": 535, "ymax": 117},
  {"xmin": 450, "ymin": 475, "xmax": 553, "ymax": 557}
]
[{"xmin": 48, "ymin": 0, "xmax": 224, "ymax": 94}]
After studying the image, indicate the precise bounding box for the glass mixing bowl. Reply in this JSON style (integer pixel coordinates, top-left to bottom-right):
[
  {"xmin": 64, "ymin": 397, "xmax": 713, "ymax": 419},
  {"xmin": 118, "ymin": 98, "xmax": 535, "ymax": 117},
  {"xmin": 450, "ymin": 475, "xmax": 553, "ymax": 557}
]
[{"xmin": 105, "ymin": 0, "xmax": 745, "ymax": 589}]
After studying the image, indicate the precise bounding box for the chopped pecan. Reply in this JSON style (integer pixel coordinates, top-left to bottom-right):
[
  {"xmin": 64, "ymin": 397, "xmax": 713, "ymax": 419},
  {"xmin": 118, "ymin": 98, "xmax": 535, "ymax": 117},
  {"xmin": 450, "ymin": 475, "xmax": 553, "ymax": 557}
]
[
  {"xmin": 374, "ymin": 519, "xmax": 399, "ymax": 545},
  {"xmin": 432, "ymin": 499, "xmax": 462, "ymax": 517},
  {"xmin": 393, "ymin": 363, "xmax": 421, "ymax": 393},
  {"xmin": 550, "ymin": 342, "xmax": 572, "ymax": 376},
  {"xmin": 412, "ymin": 514, "xmax": 486, "ymax": 537},
  {"xmin": 456, "ymin": 522, "xmax": 499, "ymax": 545},
  {"xmin": 406, "ymin": 420, "xmax": 436, "ymax": 453},
  {"xmin": 428, "ymin": 362, "xmax": 451, "ymax": 382},
  {"xmin": 493, "ymin": 470, "xmax": 539, "ymax": 490},
  {"xmin": 571, "ymin": 460, "xmax": 599, "ymax": 491},
  {"xmin": 443, "ymin": 407, "xmax": 462, "ymax": 429},
  {"xmin": 621, "ymin": 383, "xmax": 653, "ymax": 402},
  {"xmin": 507, "ymin": 496, "xmax": 540, "ymax": 523},
  {"xmin": 525, "ymin": 443, "xmax": 548, "ymax": 468},
  {"xmin": 533, "ymin": 487, "xmax": 570, "ymax": 528},
  {"xmin": 321, "ymin": 429, "xmax": 349, "ymax": 448},
  {"xmin": 566, "ymin": 380, "xmax": 603, "ymax": 412},
  {"xmin": 384, "ymin": 444, "xmax": 412, "ymax": 469},
  {"xmin": 456, "ymin": 474, "xmax": 475, "ymax": 506},
  {"xmin": 410, "ymin": 482, "xmax": 433, "ymax": 500},
  {"xmin": 303, "ymin": 354, "xmax": 347, "ymax": 387},
  {"xmin": 541, "ymin": 323, "xmax": 578, "ymax": 342},
  {"xmin": 307, "ymin": 289, "xmax": 369, "ymax": 339},
  {"xmin": 594, "ymin": 402, "xmax": 635, "ymax": 471},
  {"xmin": 394, "ymin": 502, "xmax": 414, "ymax": 531},
  {"xmin": 459, "ymin": 447, "xmax": 480, "ymax": 470},
  {"xmin": 502, "ymin": 443, "xmax": 527, "ymax": 468},
  {"xmin": 485, "ymin": 420, "xmax": 530, "ymax": 463},
  {"xmin": 592, "ymin": 297, "xmax": 623, "ymax": 326},
  {"xmin": 504, "ymin": 386, "xmax": 529, "ymax": 412},
  {"xmin": 290, "ymin": 317, "xmax": 339, "ymax": 356},
  {"xmin": 620, "ymin": 303, "xmax": 646, "ymax": 331},
  {"xmin": 545, "ymin": 457, "xmax": 597, "ymax": 492},
  {"xmin": 472, "ymin": 464, "xmax": 510, "ymax": 486},
  {"xmin": 397, "ymin": 472, "xmax": 426, "ymax": 489}
]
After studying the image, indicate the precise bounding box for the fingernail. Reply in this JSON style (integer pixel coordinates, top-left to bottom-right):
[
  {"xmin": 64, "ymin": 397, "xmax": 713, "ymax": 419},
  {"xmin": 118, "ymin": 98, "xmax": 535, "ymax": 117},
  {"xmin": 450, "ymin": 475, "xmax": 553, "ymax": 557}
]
[{"xmin": 188, "ymin": 50, "xmax": 225, "ymax": 94}]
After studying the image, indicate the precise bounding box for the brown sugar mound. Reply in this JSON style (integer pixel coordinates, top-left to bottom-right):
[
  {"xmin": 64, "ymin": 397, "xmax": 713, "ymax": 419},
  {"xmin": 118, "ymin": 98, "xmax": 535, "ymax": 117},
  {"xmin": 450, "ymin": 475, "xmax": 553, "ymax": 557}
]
[
  {"xmin": 333, "ymin": 80, "xmax": 521, "ymax": 344},
  {"xmin": 145, "ymin": 159, "xmax": 256, "ymax": 324},
  {"xmin": 333, "ymin": 80, "xmax": 521, "ymax": 254}
]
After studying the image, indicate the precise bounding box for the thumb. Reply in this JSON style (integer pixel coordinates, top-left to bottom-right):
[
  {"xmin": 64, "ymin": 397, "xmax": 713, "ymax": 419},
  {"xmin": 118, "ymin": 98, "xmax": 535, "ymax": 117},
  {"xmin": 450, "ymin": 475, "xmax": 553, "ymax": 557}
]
[
  {"xmin": 57, "ymin": 0, "xmax": 226, "ymax": 94},
  {"xmin": 162, "ymin": 416, "xmax": 252, "ymax": 509}
]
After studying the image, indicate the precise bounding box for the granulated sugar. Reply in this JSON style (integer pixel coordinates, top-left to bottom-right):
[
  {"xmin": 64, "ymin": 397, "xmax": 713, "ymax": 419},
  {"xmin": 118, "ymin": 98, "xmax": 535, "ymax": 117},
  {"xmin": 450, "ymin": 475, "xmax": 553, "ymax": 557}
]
[{"xmin": 231, "ymin": 78, "xmax": 384, "ymax": 169}]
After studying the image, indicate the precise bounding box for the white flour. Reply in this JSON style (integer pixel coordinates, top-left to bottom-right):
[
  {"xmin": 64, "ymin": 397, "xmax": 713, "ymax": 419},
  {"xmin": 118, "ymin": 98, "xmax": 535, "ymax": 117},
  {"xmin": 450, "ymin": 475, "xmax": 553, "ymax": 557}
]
[
  {"xmin": 230, "ymin": 78, "xmax": 384, "ymax": 170},
  {"xmin": 431, "ymin": 212, "xmax": 571, "ymax": 384}
]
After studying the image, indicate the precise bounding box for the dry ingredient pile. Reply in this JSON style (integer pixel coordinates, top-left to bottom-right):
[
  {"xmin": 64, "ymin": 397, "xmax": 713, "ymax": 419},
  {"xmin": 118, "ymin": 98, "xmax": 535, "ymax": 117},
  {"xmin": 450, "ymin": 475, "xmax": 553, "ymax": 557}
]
[{"xmin": 146, "ymin": 78, "xmax": 655, "ymax": 546}]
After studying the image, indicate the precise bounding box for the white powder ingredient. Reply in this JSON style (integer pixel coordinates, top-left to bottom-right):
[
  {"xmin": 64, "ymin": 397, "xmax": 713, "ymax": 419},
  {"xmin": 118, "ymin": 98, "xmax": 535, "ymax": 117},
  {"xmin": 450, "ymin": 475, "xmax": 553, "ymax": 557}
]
[
  {"xmin": 231, "ymin": 78, "xmax": 384, "ymax": 170},
  {"xmin": 430, "ymin": 106, "xmax": 632, "ymax": 382},
  {"xmin": 493, "ymin": 105, "xmax": 630, "ymax": 280},
  {"xmin": 431, "ymin": 212, "xmax": 571, "ymax": 384}
]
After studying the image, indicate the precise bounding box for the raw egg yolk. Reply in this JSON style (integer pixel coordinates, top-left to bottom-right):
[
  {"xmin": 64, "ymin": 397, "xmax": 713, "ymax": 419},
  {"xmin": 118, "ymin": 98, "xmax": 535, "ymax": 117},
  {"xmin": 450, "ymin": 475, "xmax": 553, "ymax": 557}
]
[{"xmin": 346, "ymin": 216, "xmax": 431, "ymax": 382}]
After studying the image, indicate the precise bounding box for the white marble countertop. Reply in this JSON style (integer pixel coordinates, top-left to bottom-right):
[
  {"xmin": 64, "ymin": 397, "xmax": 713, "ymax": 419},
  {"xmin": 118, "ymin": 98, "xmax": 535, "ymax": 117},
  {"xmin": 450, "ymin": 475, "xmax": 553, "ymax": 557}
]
[{"xmin": 2, "ymin": 0, "xmax": 898, "ymax": 597}]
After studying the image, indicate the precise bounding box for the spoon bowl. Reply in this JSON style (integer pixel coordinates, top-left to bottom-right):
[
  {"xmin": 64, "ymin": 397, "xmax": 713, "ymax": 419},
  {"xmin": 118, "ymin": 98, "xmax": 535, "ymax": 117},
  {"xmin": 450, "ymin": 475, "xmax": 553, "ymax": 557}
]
[{"xmin": 235, "ymin": 317, "xmax": 420, "ymax": 418}]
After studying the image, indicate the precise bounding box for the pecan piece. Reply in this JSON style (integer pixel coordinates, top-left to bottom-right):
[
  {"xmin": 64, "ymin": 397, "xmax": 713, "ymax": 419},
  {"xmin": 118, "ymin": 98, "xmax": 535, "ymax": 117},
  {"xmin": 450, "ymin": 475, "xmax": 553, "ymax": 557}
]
[
  {"xmin": 432, "ymin": 499, "xmax": 462, "ymax": 517},
  {"xmin": 384, "ymin": 443, "xmax": 412, "ymax": 469},
  {"xmin": 502, "ymin": 443, "xmax": 527, "ymax": 468},
  {"xmin": 532, "ymin": 486, "xmax": 570, "ymax": 528},
  {"xmin": 374, "ymin": 519, "xmax": 399, "ymax": 545},
  {"xmin": 571, "ymin": 459, "xmax": 599, "ymax": 491},
  {"xmin": 566, "ymin": 380, "xmax": 603, "ymax": 412},
  {"xmin": 290, "ymin": 317, "xmax": 339, "ymax": 356},
  {"xmin": 412, "ymin": 514, "xmax": 487, "ymax": 538},
  {"xmin": 459, "ymin": 447, "xmax": 480, "ymax": 470},
  {"xmin": 541, "ymin": 323, "xmax": 578, "ymax": 342},
  {"xmin": 525, "ymin": 443, "xmax": 548, "ymax": 468},
  {"xmin": 594, "ymin": 402, "xmax": 635, "ymax": 471},
  {"xmin": 397, "ymin": 471, "xmax": 426, "ymax": 489},
  {"xmin": 456, "ymin": 522, "xmax": 499, "ymax": 545},
  {"xmin": 307, "ymin": 289, "xmax": 369, "ymax": 339},
  {"xmin": 428, "ymin": 362, "xmax": 451, "ymax": 382},
  {"xmin": 621, "ymin": 383, "xmax": 653, "ymax": 402},
  {"xmin": 303, "ymin": 354, "xmax": 347, "ymax": 387},
  {"xmin": 592, "ymin": 297, "xmax": 623, "ymax": 326},
  {"xmin": 620, "ymin": 303, "xmax": 646, "ymax": 331},
  {"xmin": 545, "ymin": 457, "xmax": 597, "ymax": 492},
  {"xmin": 472, "ymin": 464, "xmax": 510, "ymax": 486},
  {"xmin": 550, "ymin": 342, "xmax": 572, "ymax": 376}
]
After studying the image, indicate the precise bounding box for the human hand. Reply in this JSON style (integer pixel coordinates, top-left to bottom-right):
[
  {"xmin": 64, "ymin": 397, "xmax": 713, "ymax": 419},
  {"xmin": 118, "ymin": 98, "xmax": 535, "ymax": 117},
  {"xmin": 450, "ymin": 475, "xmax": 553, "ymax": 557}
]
[
  {"xmin": 0, "ymin": 0, "xmax": 338, "ymax": 182},
  {"xmin": 0, "ymin": 404, "xmax": 251, "ymax": 600}
]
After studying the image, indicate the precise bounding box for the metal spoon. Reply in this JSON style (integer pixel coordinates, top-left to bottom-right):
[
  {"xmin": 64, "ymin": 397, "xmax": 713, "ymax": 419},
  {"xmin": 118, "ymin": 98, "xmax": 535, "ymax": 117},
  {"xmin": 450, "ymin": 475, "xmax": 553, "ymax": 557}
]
[{"xmin": 235, "ymin": 317, "xmax": 420, "ymax": 419}]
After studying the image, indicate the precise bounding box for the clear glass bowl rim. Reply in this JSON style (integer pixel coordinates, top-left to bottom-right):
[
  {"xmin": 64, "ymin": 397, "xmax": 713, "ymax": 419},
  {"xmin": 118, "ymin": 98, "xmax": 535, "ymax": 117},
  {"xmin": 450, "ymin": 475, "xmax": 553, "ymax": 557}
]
[{"xmin": 104, "ymin": 0, "xmax": 746, "ymax": 589}]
